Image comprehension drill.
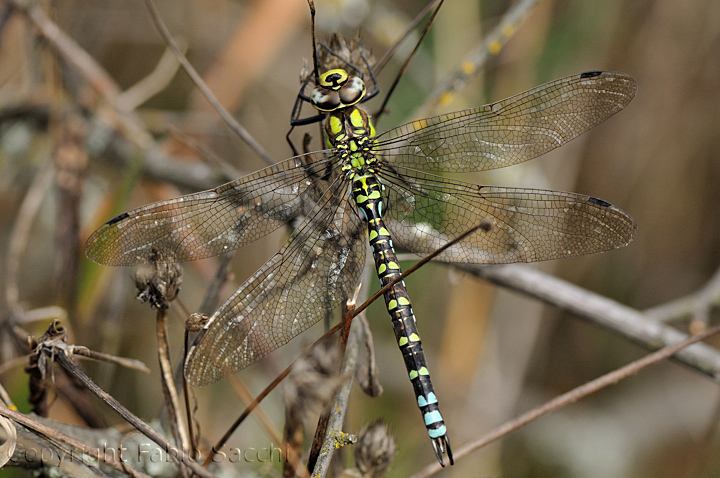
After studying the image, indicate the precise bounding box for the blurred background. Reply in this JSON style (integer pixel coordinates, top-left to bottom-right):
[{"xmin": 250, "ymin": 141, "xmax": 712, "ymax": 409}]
[{"xmin": 1, "ymin": 0, "xmax": 720, "ymax": 476}]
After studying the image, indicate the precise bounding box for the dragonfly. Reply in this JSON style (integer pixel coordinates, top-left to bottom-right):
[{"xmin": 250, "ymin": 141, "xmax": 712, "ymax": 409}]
[{"xmin": 85, "ymin": 52, "xmax": 637, "ymax": 464}]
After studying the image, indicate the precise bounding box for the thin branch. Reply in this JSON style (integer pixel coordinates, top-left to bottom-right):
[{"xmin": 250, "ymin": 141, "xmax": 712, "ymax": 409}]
[
  {"xmin": 5, "ymin": 160, "xmax": 54, "ymax": 309},
  {"xmin": 72, "ymin": 348, "xmax": 150, "ymax": 374},
  {"xmin": 115, "ymin": 41, "xmax": 186, "ymax": 113},
  {"xmin": 644, "ymin": 265, "xmax": 720, "ymax": 324},
  {"xmin": 18, "ymin": 1, "xmax": 121, "ymax": 101},
  {"xmin": 198, "ymin": 252, "xmax": 235, "ymax": 315},
  {"xmin": 143, "ymin": 0, "xmax": 275, "ymax": 166},
  {"xmin": 156, "ymin": 308, "xmax": 191, "ymax": 458},
  {"xmin": 309, "ymin": 309, "xmax": 365, "ymax": 477},
  {"xmin": 414, "ymin": 0, "xmax": 545, "ymax": 118},
  {"xmin": 411, "ymin": 323, "xmax": 720, "ymax": 477},
  {"xmin": 0, "ymin": 382, "xmax": 15, "ymax": 410},
  {"xmin": 373, "ymin": 0, "xmax": 445, "ymax": 120},
  {"xmin": 371, "ymin": 0, "xmax": 443, "ymax": 75},
  {"xmin": 353, "ymin": 223, "xmax": 485, "ymax": 319},
  {"xmin": 11, "ymin": 0, "xmax": 238, "ymax": 195},
  {"xmin": 464, "ymin": 263, "xmax": 720, "ymax": 381}
]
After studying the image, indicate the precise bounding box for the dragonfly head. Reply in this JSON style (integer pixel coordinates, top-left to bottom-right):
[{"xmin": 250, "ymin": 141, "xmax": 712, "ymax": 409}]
[{"xmin": 311, "ymin": 68, "xmax": 366, "ymax": 112}]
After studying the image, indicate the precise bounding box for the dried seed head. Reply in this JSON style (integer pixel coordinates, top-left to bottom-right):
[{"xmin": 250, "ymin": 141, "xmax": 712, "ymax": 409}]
[
  {"xmin": 354, "ymin": 419, "xmax": 396, "ymax": 478},
  {"xmin": 283, "ymin": 338, "xmax": 344, "ymax": 417},
  {"xmin": 133, "ymin": 259, "xmax": 182, "ymax": 310}
]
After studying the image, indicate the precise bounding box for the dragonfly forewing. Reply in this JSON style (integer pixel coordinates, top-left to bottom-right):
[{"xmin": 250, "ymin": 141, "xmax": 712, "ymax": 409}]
[
  {"xmin": 85, "ymin": 152, "xmax": 337, "ymax": 266},
  {"xmin": 375, "ymin": 71, "xmax": 637, "ymax": 173}
]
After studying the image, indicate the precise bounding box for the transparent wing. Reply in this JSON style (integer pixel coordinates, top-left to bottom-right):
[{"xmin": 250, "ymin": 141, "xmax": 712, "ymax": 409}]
[
  {"xmin": 380, "ymin": 166, "xmax": 636, "ymax": 264},
  {"xmin": 184, "ymin": 175, "xmax": 366, "ymax": 386},
  {"xmin": 374, "ymin": 71, "xmax": 636, "ymax": 172},
  {"xmin": 85, "ymin": 151, "xmax": 339, "ymax": 266}
]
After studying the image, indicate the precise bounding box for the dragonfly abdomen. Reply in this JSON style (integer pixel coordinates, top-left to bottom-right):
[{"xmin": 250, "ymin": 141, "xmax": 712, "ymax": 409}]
[{"xmin": 351, "ymin": 173, "xmax": 454, "ymax": 466}]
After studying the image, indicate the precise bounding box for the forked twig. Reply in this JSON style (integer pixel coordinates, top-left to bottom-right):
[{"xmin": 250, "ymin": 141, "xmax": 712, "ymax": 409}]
[
  {"xmin": 371, "ymin": 0, "xmax": 443, "ymax": 75},
  {"xmin": 373, "ymin": 0, "xmax": 445, "ymax": 121},
  {"xmin": 51, "ymin": 349, "xmax": 213, "ymax": 478}
]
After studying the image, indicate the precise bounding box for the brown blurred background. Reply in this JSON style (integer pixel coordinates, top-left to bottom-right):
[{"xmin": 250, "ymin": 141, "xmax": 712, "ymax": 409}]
[{"xmin": 1, "ymin": 0, "xmax": 720, "ymax": 476}]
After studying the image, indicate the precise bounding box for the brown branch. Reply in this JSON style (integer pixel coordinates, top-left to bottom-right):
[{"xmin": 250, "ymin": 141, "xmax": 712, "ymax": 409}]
[
  {"xmin": 156, "ymin": 308, "xmax": 190, "ymax": 460},
  {"xmin": 306, "ymin": 308, "xmax": 364, "ymax": 477}
]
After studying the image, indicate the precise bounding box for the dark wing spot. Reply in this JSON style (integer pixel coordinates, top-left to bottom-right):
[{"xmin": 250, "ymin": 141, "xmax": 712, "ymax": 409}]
[
  {"xmin": 479, "ymin": 217, "xmax": 494, "ymax": 232},
  {"xmin": 580, "ymin": 71, "xmax": 603, "ymax": 79},
  {"xmin": 588, "ymin": 196, "xmax": 612, "ymax": 207},
  {"xmin": 106, "ymin": 212, "xmax": 129, "ymax": 226}
]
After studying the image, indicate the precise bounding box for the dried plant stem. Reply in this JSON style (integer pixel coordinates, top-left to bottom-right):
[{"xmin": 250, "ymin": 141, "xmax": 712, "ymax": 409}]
[
  {"xmin": 308, "ymin": 311, "xmax": 364, "ymax": 477},
  {"xmin": 373, "ymin": 0, "xmax": 445, "ymax": 119},
  {"xmin": 53, "ymin": 349, "xmax": 213, "ymax": 478},
  {"xmin": 156, "ymin": 308, "xmax": 190, "ymax": 458},
  {"xmin": 0, "ymin": 403, "xmax": 152, "ymax": 478},
  {"xmin": 5, "ymin": 161, "xmax": 54, "ymax": 309},
  {"xmin": 466, "ymin": 264, "xmax": 720, "ymax": 381}
]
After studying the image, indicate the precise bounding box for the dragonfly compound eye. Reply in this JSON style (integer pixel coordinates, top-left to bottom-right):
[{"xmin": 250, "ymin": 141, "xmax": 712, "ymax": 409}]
[
  {"xmin": 319, "ymin": 68, "xmax": 349, "ymax": 89},
  {"xmin": 311, "ymin": 86, "xmax": 341, "ymax": 112},
  {"xmin": 339, "ymin": 76, "xmax": 366, "ymax": 106}
]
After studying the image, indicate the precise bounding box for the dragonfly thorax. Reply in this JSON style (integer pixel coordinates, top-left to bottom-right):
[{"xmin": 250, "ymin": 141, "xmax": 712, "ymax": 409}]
[{"xmin": 327, "ymin": 107, "xmax": 379, "ymax": 177}]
